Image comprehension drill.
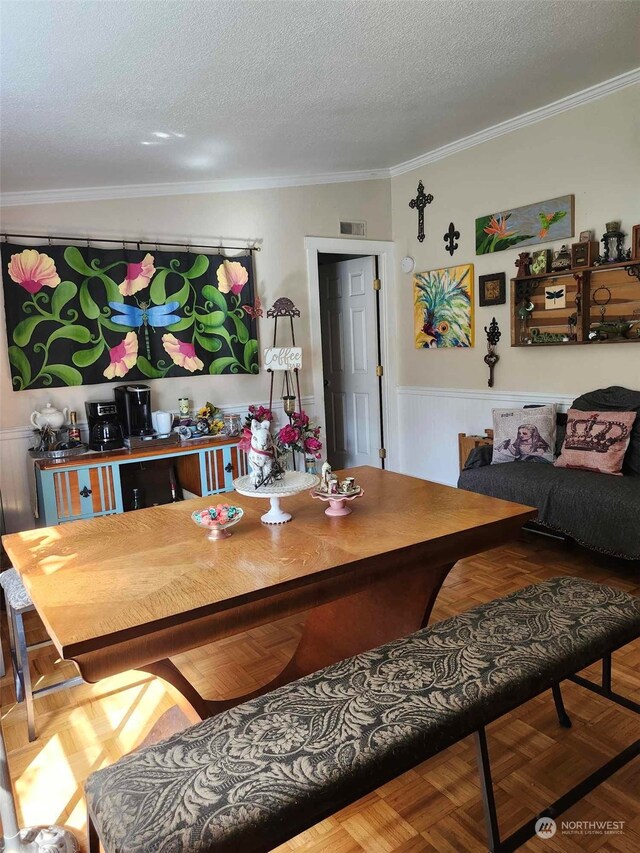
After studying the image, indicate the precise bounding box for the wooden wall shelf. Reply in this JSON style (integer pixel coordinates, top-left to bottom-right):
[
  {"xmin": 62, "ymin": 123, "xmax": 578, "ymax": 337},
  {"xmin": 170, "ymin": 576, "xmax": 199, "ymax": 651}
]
[{"xmin": 510, "ymin": 261, "xmax": 640, "ymax": 348}]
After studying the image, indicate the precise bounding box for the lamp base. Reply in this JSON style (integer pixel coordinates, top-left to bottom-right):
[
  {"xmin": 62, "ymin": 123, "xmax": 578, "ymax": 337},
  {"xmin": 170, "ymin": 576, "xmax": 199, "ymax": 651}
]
[{"xmin": 1, "ymin": 825, "xmax": 80, "ymax": 852}]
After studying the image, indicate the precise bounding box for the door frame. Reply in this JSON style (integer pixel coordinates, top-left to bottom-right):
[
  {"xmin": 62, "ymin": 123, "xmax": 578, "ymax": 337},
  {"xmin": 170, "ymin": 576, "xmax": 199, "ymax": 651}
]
[{"xmin": 305, "ymin": 236, "xmax": 399, "ymax": 472}]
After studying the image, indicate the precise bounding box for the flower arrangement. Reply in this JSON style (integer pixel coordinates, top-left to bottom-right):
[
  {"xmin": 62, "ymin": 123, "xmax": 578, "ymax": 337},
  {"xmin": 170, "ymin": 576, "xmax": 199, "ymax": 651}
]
[
  {"xmin": 277, "ymin": 411, "xmax": 322, "ymax": 458},
  {"xmin": 238, "ymin": 404, "xmax": 274, "ymax": 452},
  {"xmin": 196, "ymin": 402, "xmax": 224, "ymax": 435}
]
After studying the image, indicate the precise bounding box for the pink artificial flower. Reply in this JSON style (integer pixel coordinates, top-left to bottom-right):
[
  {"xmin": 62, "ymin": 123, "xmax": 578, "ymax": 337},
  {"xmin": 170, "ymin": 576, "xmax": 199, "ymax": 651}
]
[
  {"xmin": 278, "ymin": 424, "xmax": 300, "ymax": 446},
  {"xmin": 247, "ymin": 405, "xmax": 273, "ymax": 423},
  {"xmin": 292, "ymin": 411, "xmax": 310, "ymax": 428},
  {"xmin": 8, "ymin": 249, "xmax": 61, "ymax": 294},
  {"xmin": 216, "ymin": 261, "xmax": 248, "ymax": 295},
  {"xmin": 119, "ymin": 253, "xmax": 155, "ymax": 296},
  {"xmin": 162, "ymin": 333, "xmax": 204, "ymax": 373},
  {"xmin": 103, "ymin": 331, "xmax": 138, "ymax": 379},
  {"xmin": 304, "ymin": 436, "xmax": 322, "ymax": 457},
  {"xmin": 238, "ymin": 426, "xmax": 252, "ymax": 453}
]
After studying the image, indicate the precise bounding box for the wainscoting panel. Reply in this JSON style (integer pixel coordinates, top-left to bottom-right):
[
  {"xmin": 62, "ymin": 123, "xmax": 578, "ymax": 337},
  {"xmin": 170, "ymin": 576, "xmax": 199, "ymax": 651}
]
[
  {"xmin": 396, "ymin": 387, "xmax": 575, "ymax": 487},
  {"xmin": 0, "ymin": 426, "xmax": 37, "ymax": 534},
  {"xmin": 0, "ymin": 396, "xmax": 315, "ymax": 534}
]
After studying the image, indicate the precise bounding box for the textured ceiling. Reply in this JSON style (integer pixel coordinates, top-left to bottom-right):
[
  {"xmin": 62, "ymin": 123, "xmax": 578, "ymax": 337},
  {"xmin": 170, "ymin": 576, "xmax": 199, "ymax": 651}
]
[{"xmin": 1, "ymin": 0, "xmax": 639, "ymax": 194}]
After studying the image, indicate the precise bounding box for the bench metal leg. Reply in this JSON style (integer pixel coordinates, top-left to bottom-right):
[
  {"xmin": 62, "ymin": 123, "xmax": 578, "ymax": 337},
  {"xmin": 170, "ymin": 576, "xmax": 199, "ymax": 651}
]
[
  {"xmin": 475, "ymin": 727, "xmax": 501, "ymax": 852},
  {"xmin": 13, "ymin": 608, "xmax": 36, "ymax": 742},
  {"xmin": 552, "ymin": 683, "xmax": 572, "ymax": 728},
  {"xmin": 602, "ymin": 654, "xmax": 612, "ymax": 692},
  {"xmin": 474, "ymin": 660, "xmax": 639, "ymax": 853},
  {"xmin": 87, "ymin": 809, "xmax": 101, "ymax": 853}
]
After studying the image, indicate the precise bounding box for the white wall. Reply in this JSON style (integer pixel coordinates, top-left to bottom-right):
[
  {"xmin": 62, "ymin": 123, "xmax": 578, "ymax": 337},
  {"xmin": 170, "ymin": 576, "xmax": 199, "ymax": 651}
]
[
  {"xmin": 390, "ymin": 84, "xmax": 640, "ymax": 483},
  {"xmin": 0, "ymin": 180, "xmax": 392, "ymax": 529}
]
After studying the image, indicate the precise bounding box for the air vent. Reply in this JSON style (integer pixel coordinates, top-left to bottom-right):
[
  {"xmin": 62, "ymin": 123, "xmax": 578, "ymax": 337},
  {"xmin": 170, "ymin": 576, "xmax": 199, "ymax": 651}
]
[{"xmin": 339, "ymin": 220, "xmax": 366, "ymax": 237}]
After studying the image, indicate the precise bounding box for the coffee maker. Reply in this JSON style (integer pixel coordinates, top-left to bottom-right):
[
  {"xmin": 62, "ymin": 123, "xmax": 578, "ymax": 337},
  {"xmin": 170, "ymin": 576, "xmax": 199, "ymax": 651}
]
[
  {"xmin": 114, "ymin": 384, "xmax": 154, "ymax": 437},
  {"xmin": 85, "ymin": 401, "xmax": 124, "ymax": 451}
]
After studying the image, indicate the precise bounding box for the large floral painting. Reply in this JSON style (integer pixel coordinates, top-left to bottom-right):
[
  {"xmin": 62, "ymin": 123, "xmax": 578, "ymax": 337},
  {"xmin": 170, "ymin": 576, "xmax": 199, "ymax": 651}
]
[
  {"xmin": 414, "ymin": 264, "xmax": 473, "ymax": 349},
  {"xmin": 475, "ymin": 195, "xmax": 574, "ymax": 254},
  {"xmin": 1, "ymin": 244, "xmax": 259, "ymax": 390}
]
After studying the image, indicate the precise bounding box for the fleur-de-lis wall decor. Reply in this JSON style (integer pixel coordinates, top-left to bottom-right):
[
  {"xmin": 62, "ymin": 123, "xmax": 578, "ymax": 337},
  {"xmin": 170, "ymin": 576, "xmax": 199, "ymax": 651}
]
[
  {"xmin": 409, "ymin": 180, "xmax": 434, "ymax": 243},
  {"xmin": 443, "ymin": 222, "xmax": 460, "ymax": 256}
]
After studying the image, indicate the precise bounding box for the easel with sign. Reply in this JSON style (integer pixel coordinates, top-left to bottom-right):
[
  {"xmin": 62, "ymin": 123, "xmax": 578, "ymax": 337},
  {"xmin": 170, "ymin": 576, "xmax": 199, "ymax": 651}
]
[{"xmin": 266, "ymin": 298, "xmax": 303, "ymax": 469}]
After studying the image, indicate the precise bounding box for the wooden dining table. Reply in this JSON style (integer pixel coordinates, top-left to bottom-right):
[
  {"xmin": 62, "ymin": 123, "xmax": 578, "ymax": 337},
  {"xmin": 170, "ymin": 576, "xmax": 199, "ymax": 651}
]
[{"xmin": 2, "ymin": 466, "xmax": 535, "ymax": 721}]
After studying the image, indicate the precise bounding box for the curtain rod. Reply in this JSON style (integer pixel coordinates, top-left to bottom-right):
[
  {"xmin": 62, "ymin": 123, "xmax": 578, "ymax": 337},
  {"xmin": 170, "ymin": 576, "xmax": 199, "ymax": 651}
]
[{"xmin": 1, "ymin": 233, "xmax": 261, "ymax": 253}]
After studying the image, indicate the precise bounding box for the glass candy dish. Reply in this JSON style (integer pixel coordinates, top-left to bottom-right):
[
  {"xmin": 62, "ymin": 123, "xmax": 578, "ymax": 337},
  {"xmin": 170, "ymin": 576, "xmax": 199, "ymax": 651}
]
[{"xmin": 191, "ymin": 504, "xmax": 244, "ymax": 540}]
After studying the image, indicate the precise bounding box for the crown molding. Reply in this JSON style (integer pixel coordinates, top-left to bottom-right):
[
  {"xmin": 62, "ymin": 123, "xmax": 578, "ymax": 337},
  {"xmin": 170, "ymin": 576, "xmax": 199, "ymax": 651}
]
[
  {"xmin": 389, "ymin": 67, "xmax": 640, "ymax": 177},
  {"xmin": 0, "ymin": 169, "xmax": 389, "ymax": 207},
  {"xmin": 1, "ymin": 68, "xmax": 637, "ymax": 206}
]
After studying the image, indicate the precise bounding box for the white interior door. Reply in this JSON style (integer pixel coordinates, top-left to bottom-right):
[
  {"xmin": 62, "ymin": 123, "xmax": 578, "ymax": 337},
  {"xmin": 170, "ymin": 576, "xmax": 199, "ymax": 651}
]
[{"xmin": 319, "ymin": 256, "xmax": 381, "ymax": 469}]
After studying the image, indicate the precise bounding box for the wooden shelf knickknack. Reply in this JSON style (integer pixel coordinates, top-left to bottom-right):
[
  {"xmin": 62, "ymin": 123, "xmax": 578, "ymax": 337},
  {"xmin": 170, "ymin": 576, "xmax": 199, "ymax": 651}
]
[{"xmin": 510, "ymin": 260, "xmax": 640, "ymax": 347}]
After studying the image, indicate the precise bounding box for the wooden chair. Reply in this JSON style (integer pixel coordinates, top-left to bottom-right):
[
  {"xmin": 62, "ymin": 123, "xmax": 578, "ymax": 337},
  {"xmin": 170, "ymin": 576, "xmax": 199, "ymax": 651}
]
[{"xmin": 458, "ymin": 428, "xmax": 493, "ymax": 471}]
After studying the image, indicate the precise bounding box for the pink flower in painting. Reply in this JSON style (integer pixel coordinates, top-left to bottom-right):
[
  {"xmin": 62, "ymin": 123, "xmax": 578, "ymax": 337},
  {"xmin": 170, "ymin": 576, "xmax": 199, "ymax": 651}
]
[
  {"xmin": 119, "ymin": 253, "xmax": 155, "ymax": 296},
  {"xmin": 304, "ymin": 435, "xmax": 322, "ymax": 457},
  {"xmin": 278, "ymin": 424, "xmax": 300, "ymax": 446},
  {"xmin": 8, "ymin": 249, "xmax": 61, "ymax": 294},
  {"xmin": 103, "ymin": 331, "xmax": 138, "ymax": 379},
  {"xmin": 162, "ymin": 333, "xmax": 204, "ymax": 373},
  {"xmin": 216, "ymin": 261, "xmax": 249, "ymax": 295},
  {"xmin": 483, "ymin": 216, "xmax": 515, "ymax": 239}
]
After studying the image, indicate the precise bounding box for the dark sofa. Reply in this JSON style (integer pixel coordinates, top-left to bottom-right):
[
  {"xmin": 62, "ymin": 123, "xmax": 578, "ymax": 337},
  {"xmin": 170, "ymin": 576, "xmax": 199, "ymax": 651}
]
[{"xmin": 457, "ymin": 387, "xmax": 640, "ymax": 560}]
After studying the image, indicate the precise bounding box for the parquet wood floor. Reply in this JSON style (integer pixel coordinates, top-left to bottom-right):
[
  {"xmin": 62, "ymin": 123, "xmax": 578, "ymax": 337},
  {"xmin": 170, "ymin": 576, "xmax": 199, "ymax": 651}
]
[{"xmin": 1, "ymin": 532, "xmax": 638, "ymax": 852}]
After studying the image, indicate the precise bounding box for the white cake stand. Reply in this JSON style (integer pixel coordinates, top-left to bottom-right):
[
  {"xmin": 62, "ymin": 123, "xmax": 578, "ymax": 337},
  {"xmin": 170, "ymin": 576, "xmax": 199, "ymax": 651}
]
[{"xmin": 233, "ymin": 471, "xmax": 319, "ymax": 524}]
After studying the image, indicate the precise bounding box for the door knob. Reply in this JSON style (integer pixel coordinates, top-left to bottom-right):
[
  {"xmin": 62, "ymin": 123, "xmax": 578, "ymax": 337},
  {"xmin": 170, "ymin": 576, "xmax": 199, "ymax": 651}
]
[{"xmin": 324, "ymin": 379, "xmax": 329, "ymax": 387}]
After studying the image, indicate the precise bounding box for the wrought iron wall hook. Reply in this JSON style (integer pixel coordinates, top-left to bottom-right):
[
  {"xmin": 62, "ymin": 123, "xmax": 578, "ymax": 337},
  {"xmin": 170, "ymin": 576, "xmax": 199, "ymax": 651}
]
[
  {"xmin": 443, "ymin": 222, "xmax": 460, "ymax": 256},
  {"xmin": 409, "ymin": 180, "xmax": 434, "ymax": 243},
  {"xmin": 484, "ymin": 317, "xmax": 501, "ymax": 388}
]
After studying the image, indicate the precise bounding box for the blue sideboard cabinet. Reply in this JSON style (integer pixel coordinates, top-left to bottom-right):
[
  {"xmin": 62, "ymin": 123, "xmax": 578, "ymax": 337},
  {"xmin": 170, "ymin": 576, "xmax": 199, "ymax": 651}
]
[{"xmin": 33, "ymin": 437, "xmax": 248, "ymax": 526}]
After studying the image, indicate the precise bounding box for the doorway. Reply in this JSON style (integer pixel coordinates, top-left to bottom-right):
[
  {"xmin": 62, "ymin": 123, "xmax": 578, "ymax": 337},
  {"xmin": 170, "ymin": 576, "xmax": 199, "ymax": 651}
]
[
  {"xmin": 305, "ymin": 237, "xmax": 398, "ymax": 472},
  {"xmin": 318, "ymin": 254, "xmax": 382, "ymax": 468}
]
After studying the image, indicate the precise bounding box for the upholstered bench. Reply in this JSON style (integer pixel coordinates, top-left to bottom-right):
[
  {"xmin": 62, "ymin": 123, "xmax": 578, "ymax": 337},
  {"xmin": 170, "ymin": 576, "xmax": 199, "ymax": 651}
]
[{"xmin": 85, "ymin": 577, "xmax": 640, "ymax": 853}]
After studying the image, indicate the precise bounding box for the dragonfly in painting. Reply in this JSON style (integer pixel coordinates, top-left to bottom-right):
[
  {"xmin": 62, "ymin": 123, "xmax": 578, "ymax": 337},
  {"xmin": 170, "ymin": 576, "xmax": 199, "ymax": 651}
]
[{"xmin": 109, "ymin": 300, "xmax": 181, "ymax": 360}]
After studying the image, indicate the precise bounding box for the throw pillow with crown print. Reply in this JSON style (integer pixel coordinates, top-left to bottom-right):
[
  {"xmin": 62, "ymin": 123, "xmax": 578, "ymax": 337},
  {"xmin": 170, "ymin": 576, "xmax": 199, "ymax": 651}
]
[{"xmin": 554, "ymin": 409, "xmax": 638, "ymax": 475}]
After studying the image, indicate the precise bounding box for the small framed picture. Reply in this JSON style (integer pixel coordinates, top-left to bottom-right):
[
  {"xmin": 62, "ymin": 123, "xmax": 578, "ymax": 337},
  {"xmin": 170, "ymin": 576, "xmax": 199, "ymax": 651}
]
[
  {"xmin": 579, "ymin": 229, "xmax": 593, "ymax": 243},
  {"xmin": 478, "ymin": 273, "xmax": 505, "ymax": 307},
  {"xmin": 545, "ymin": 283, "xmax": 566, "ymax": 310},
  {"xmin": 530, "ymin": 249, "xmax": 550, "ymax": 275},
  {"xmin": 633, "ymin": 224, "xmax": 640, "ymax": 260}
]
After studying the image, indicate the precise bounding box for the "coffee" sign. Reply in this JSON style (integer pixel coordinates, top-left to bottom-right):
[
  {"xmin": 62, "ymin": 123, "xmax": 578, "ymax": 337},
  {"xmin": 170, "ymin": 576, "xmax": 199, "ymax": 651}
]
[{"xmin": 263, "ymin": 347, "xmax": 303, "ymax": 370}]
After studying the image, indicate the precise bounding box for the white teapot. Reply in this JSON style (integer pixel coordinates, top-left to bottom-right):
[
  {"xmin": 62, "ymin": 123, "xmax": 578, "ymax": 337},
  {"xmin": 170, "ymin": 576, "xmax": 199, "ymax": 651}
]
[{"xmin": 30, "ymin": 402, "xmax": 69, "ymax": 431}]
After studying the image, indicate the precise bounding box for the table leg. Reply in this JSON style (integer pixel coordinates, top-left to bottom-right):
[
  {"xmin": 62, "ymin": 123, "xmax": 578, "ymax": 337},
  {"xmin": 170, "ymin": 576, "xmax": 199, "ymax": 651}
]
[{"xmin": 140, "ymin": 562, "xmax": 454, "ymax": 721}]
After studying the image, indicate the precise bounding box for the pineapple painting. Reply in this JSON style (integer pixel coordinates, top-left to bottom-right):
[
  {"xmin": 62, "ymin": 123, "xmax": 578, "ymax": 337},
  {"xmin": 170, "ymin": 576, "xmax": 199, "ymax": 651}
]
[{"xmin": 414, "ymin": 264, "xmax": 474, "ymax": 349}]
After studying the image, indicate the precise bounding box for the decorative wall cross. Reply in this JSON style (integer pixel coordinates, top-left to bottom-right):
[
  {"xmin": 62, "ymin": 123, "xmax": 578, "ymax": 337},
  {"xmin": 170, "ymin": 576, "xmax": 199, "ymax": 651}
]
[
  {"xmin": 515, "ymin": 252, "xmax": 531, "ymax": 278},
  {"xmin": 443, "ymin": 222, "xmax": 460, "ymax": 256},
  {"xmin": 409, "ymin": 180, "xmax": 434, "ymax": 243}
]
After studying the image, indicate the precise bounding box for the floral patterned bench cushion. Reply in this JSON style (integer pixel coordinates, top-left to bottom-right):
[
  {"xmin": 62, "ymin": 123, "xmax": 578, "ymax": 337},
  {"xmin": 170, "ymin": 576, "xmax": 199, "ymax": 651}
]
[{"xmin": 85, "ymin": 577, "xmax": 640, "ymax": 853}]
